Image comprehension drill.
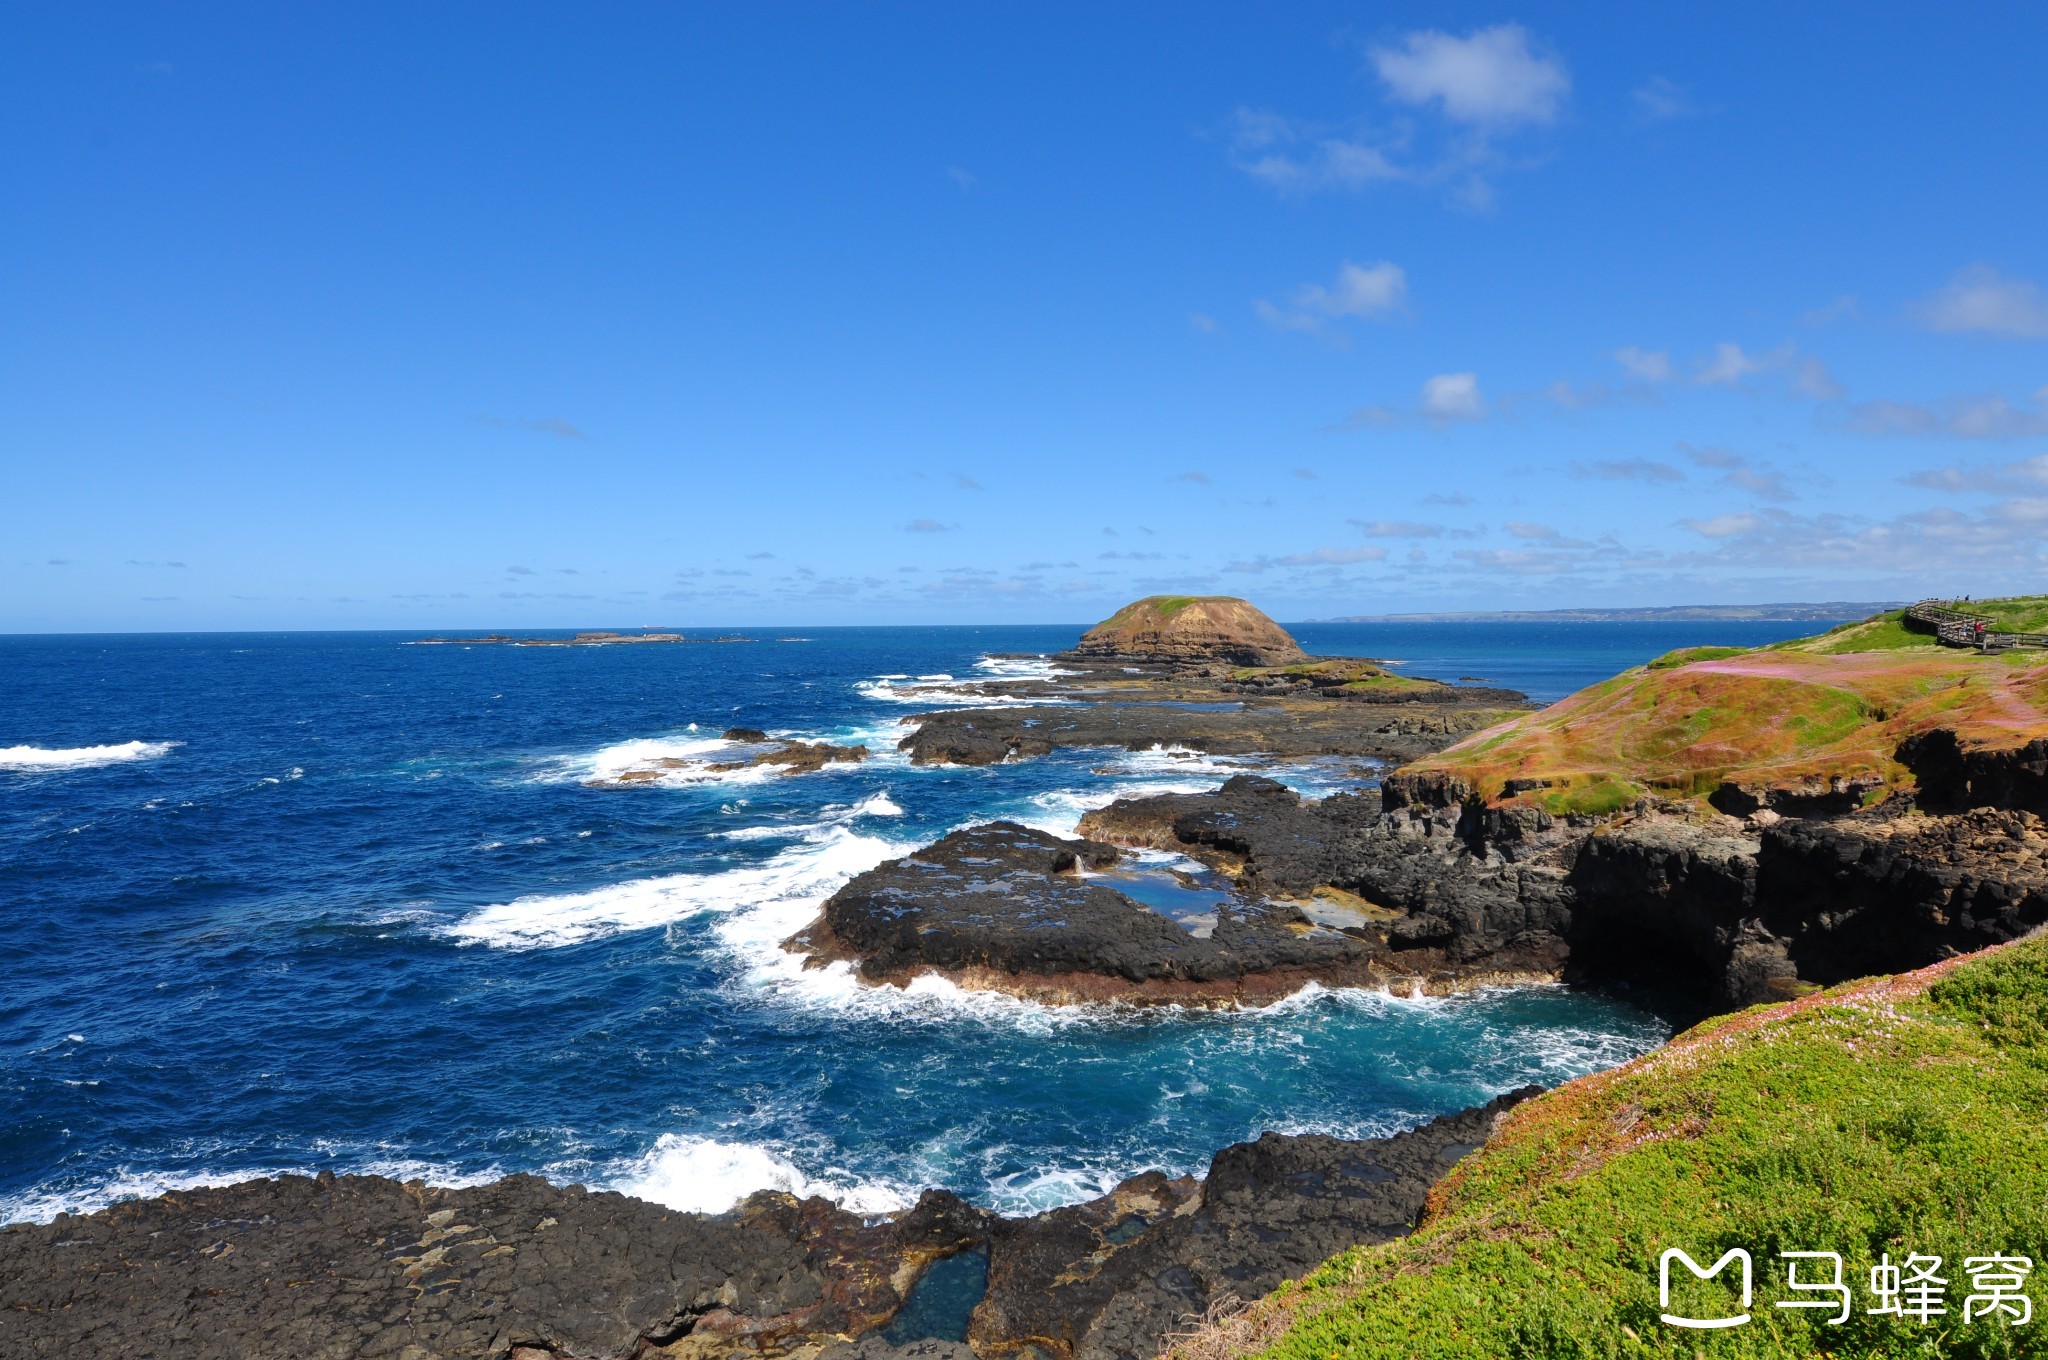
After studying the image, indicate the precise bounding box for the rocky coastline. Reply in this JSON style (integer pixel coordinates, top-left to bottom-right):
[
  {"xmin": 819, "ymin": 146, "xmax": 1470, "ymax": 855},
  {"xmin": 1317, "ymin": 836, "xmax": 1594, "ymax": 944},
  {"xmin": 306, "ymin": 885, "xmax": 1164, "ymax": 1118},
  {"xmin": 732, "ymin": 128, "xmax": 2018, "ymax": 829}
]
[
  {"xmin": 0, "ymin": 1095, "xmax": 1532, "ymax": 1360},
  {"xmin": 22, "ymin": 597, "xmax": 2048, "ymax": 1359}
]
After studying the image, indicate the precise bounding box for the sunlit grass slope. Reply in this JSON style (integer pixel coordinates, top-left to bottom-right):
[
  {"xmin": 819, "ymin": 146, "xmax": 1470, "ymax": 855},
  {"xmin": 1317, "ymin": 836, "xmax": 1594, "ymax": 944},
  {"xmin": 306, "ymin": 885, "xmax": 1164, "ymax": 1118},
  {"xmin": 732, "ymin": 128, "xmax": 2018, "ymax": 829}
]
[
  {"xmin": 1176, "ymin": 936, "xmax": 2048, "ymax": 1360},
  {"xmin": 1403, "ymin": 604, "xmax": 2048, "ymax": 815}
]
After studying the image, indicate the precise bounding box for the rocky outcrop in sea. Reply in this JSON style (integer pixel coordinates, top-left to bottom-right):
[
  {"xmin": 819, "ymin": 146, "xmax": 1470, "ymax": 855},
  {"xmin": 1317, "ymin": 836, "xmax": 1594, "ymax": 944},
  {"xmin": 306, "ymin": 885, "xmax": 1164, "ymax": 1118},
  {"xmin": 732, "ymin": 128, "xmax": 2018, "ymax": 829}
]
[{"xmin": 0, "ymin": 1096, "xmax": 1532, "ymax": 1360}]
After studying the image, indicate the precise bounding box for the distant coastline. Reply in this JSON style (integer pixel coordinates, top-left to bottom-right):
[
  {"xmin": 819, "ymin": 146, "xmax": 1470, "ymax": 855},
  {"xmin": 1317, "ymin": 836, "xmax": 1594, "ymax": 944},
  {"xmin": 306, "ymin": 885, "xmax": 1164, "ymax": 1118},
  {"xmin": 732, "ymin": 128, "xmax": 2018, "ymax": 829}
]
[{"xmin": 1312, "ymin": 601, "xmax": 1901, "ymax": 624}]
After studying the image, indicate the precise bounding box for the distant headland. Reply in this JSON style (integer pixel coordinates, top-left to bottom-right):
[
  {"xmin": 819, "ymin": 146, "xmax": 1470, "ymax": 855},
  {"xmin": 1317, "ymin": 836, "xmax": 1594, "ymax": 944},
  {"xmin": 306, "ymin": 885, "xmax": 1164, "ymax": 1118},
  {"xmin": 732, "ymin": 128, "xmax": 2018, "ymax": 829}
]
[{"xmin": 1315, "ymin": 601, "xmax": 1900, "ymax": 623}]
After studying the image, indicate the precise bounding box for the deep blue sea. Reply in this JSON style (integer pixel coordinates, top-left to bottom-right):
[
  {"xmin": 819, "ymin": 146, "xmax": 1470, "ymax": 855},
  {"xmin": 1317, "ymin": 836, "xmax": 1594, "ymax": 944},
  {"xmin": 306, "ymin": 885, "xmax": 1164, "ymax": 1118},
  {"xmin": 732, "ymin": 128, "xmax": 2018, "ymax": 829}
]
[{"xmin": 0, "ymin": 621, "xmax": 1823, "ymax": 1224}]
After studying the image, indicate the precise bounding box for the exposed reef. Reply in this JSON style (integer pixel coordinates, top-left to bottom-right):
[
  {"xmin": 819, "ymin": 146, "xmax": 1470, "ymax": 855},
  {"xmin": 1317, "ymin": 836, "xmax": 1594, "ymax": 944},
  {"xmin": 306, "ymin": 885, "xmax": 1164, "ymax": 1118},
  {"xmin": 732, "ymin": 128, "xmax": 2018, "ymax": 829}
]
[
  {"xmin": 783, "ymin": 820, "xmax": 1399, "ymax": 1006},
  {"xmin": 893, "ymin": 652, "xmax": 1526, "ymax": 772},
  {"xmin": 590, "ymin": 734, "xmax": 869, "ymax": 786},
  {"xmin": 416, "ymin": 632, "xmax": 759, "ymax": 646},
  {"xmin": 0, "ymin": 1097, "xmax": 1532, "ymax": 1360}
]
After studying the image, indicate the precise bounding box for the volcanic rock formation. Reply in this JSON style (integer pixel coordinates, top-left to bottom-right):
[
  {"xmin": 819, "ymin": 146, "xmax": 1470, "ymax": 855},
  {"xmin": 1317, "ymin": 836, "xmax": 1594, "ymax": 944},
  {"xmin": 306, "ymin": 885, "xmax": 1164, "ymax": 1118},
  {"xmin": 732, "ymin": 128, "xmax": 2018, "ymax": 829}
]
[
  {"xmin": 1068, "ymin": 597, "xmax": 1307, "ymax": 668},
  {"xmin": 0, "ymin": 1099, "xmax": 1535, "ymax": 1360}
]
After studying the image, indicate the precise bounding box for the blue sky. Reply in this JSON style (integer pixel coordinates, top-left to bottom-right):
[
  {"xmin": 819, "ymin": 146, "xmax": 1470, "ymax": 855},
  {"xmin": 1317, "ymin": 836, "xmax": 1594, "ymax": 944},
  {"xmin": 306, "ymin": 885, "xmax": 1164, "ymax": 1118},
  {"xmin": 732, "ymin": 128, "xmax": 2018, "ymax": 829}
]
[{"xmin": 5, "ymin": 4, "xmax": 2047, "ymax": 630}]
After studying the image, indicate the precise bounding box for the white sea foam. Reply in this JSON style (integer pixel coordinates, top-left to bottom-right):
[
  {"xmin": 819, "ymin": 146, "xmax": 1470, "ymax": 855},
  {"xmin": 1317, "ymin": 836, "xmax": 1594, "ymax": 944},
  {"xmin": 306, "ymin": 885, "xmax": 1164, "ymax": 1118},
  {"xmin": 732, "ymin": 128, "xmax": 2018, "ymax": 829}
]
[
  {"xmin": 715, "ymin": 790, "xmax": 904, "ymax": 842},
  {"xmin": 445, "ymin": 826, "xmax": 906, "ymax": 950},
  {"xmin": 855, "ymin": 657, "xmax": 1075, "ymax": 708},
  {"xmin": 974, "ymin": 655, "xmax": 1079, "ymax": 681},
  {"xmin": 541, "ymin": 728, "xmax": 893, "ymax": 788},
  {"xmin": 0, "ymin": 1155, "xmax": 504, "ymax": 1227},
  {"xmin": 1009, "ymin": 780, "xmax": 1219, "ymax": 837},
  {"xmin": 0, "ymin": 740, "xmax": 180, "ymax": 772},
  {"xmin": 605, "ymin": 1135, "xmax": 910, "ymax": 1216}
]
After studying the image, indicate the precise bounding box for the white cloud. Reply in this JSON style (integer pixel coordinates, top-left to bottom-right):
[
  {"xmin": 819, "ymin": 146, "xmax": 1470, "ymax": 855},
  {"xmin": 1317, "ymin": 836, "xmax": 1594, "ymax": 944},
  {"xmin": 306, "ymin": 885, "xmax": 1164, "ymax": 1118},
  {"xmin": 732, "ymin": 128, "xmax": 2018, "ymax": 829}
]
[
  {"xmin": 1695, "ymin": 342, "xmax": 1764, "ymax": 385},
  {"xmin": 1420, "ymin": 371, "xmax": 1484, "ymax": 421},
  {"xmin": 1632, "ymin": 76, "xmax": 1695, "ymax": 119},
  {"xmin": 1680, "ymin": 511, "xmax": 1770, "ymax": 538},
  {"xmin": 1350, "ymin": 519, "xmax": 1445, "ymax": 538},
  {"xmin": 1851, "ymin": 387, "xmax": 2048, "ymax": 440},
  {"xmin": 1916, "ymin": 265, "xmax": 2048, "ymax": 339},
  {"xmin": 1612, "ymin": 346, "xmax": 1674, "ymax": 383},
  {"xmin": 1228, "ymin": 110, "xmax": 1407, "ymax": 194},
  {"xmin": 1371, "ymin": 25, "xmax": 1569, "ymax": 128},
  {"xmin": 1904, "ymin": 452, "xmax": 2048, "ymax": 494},
  {"xmin": 1257, "ymin": 260, "xmax": 1408, "ymax": 332},
  {"xmin": 1226, "ymin": 545, "xmax": 1389, "ymax": 573},
  {"xmin": 1681, "ymin": 443, "xmax": 1797, "ymax": 502}
]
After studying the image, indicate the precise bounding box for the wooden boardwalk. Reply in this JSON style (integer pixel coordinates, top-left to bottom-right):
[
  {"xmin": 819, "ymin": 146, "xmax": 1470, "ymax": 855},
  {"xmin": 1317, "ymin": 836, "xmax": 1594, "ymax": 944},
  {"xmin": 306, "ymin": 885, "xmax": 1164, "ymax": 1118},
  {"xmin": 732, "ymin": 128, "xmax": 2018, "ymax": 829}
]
[{"xmin": 1904, "ymin": 599, "xmax": 2048, "ymax": 651}]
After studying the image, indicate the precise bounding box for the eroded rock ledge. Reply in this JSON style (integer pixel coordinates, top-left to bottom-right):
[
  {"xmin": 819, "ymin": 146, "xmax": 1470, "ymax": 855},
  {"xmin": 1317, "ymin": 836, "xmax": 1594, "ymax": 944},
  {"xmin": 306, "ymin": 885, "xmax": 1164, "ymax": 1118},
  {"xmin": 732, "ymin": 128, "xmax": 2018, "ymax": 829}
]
[
  {"xmin": 0, "ymin": 1094, "xmax": 1533, "ymax": 1360},
  {"xmin": 783, "ymin": 759, "xmax": 2048, "ymax": 1014}
]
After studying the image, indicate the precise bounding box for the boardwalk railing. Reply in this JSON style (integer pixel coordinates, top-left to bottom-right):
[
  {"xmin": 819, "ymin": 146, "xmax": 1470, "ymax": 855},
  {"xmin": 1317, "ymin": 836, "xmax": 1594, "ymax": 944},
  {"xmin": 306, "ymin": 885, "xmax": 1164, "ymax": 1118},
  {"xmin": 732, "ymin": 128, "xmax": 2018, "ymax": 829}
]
[{"xmin": 1903, "ymin": 599, "xmax": 2048, "ymax": 652}]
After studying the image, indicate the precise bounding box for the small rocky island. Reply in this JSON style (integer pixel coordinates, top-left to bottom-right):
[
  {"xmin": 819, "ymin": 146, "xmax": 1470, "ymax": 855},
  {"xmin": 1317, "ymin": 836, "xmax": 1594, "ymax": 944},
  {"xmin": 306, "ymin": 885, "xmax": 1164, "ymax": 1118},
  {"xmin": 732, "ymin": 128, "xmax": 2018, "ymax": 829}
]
[{"xmin": 892, "ymin": 595, "xmax": 1528, "ymax": 770}]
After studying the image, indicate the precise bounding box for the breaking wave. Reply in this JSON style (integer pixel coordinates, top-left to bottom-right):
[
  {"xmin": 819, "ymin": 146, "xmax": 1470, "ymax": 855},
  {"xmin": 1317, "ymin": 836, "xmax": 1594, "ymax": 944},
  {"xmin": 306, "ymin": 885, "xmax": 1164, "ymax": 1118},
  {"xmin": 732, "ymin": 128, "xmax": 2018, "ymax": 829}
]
[
  {"xmin": 0, "ymin": 740, "xmax": 180, "ymax": 771},
  {"xmin": 603, "ymin": 1135, "xmax": 911, "ymax": 1216}
]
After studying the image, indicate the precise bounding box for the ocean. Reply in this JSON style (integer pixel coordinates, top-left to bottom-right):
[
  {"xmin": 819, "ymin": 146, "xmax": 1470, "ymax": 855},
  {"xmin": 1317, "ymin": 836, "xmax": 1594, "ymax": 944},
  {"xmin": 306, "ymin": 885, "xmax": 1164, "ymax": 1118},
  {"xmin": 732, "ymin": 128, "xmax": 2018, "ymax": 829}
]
[{"xmin": 0, "ymin": 621, "xmax": 1823, "ymax": 1224}]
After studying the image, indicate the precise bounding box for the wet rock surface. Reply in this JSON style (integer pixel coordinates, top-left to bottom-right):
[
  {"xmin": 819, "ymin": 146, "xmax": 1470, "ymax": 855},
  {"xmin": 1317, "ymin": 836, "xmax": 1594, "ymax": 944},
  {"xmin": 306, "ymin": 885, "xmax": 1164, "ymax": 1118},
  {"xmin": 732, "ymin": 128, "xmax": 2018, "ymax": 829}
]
[
  {"xmin": 970, "ymin": 1089, "xmax": 1538, "ymax": 1360},
  {"xmin": 0, "ymin": 1172, "xmax": 987, "ymax": 1360},
  {"xmin": 785, "ymin": 821, "xmax": 1382, "ymax": 1005},
  {"xmin": 0, "ymin": 1101, "xmax": 1533, "ymax": 1360},
  {"xmin": 1077, "ymin": 772, "xmax": 2048, "ymax": 1011},
  {"xmin": 896, "ymin": 692, "xmax": 1517, "ymax": 769}
]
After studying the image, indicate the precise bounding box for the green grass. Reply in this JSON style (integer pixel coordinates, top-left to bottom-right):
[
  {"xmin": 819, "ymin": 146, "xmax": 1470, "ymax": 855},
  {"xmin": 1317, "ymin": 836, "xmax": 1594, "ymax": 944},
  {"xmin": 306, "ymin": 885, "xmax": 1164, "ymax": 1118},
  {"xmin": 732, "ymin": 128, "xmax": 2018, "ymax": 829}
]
[
  {"xmin": 1925, "ymin": 596, "xmax": 2048, "ymax": 635},
  {"xmin": 1216, "ymin": 938, "xmax": 2048, "ymax": 1360},
  {"xmin": 1647, "ymin": 645, "xmax": 1750, "ymax": 670},
  {"xmin": 1802, "ymin": 611, "xmax": 1942, "ymax": 654}
]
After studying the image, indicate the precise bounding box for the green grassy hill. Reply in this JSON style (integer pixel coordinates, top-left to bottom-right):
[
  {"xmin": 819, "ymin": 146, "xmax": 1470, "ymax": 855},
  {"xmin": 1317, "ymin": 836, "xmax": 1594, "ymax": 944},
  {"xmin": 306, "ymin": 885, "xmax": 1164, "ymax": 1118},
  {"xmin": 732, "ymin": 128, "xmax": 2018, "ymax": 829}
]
[
  {"xmin": 1172, "ymin": 936, "xmax": 2048, "ymax": 1360},
  {"xmin": 1401, "ymin": 600, "xmax": 2048, "ymax": 816}
]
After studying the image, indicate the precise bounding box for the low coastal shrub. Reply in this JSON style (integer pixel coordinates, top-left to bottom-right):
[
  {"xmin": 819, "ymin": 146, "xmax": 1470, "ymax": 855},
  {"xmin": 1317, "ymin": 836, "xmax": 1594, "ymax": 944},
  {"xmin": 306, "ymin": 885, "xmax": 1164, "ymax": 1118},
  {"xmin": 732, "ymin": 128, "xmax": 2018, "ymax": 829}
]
[
  {"xmin": 1646, "ymin": 645, "xmax": 1749, "ymax": 669},
  {"xmin": 1190, "ymin": 938, "xmax": 2048, "ymax": 1360}
]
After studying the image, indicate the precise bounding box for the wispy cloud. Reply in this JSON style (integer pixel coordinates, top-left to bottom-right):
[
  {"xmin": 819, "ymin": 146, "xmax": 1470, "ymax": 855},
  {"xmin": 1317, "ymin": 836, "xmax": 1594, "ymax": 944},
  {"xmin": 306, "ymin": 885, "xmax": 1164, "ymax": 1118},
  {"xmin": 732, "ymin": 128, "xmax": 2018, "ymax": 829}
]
[
  {"xmin": 1350, "ymin": 519, "xmax": 1445, "ymax": 538},
  {"xmin": 1682, "ymin": 443, "xmax": 1797, "ymax": 502},
  {"xmin": 1229, "ymin": 25, "xmax": 1566, "ymax": 207},
  {"xmin": 1172, "ymin": 471, "xmax": 1212, "ymax": 485},
  {"xmin": 1849, "ymin": 386, "xmax": 2048, "ymax": 440},
  {"xmin": 1255, "ymin": 260, "xmax": 1408, "ymax": 334},
  {"xmin": 1226, "ymin": 545, "xmax": 1389, "ymax": 573},
  {"xmin": 1343, "ymin": 371, "xmax": 1485, "ymax": 428},
  {"xmin": 1421, "ymin": 372, "xmax": 1484, "ymax": 421},
  {"xmin": 1572, "ymin": 457, "xmax": 1683, "ymax": 484},
  {"xmin": 1371, "ymin": 25, "xmax": 1569, "ymax": 127},
  {"xmin": 1612, "ymin": 346, "xmax": 1675, "ymax": 384},
  {"xmin": 1914, "ymin": 265, "xmax": 2048, "ymax": 339},
  {"xmin": 904, "ymin": 518, "xmax": 956, "ymax": 533},
  {"xmin": 1903, "ymin": 452, "xmax": 2048, "ymax": 495},
  {"xmin": 1632, "ymin": 76, "xmax": 1696, "ymax": 120}
]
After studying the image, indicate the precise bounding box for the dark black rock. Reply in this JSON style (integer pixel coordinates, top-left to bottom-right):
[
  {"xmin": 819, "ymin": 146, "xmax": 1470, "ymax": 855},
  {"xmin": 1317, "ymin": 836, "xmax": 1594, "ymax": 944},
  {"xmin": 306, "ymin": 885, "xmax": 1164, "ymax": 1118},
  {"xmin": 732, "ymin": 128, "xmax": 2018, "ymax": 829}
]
[
  {"xmin": 790, "ymin": 821, "xmax": 1374, "ymax": 995},
  {"xmin": 723, "ymin": 727, "xmax": 771, "ymax": 742},
  {"xmin": 969, "ymin": 1089, "xmax": 1541, "ymax": 1360},
  {"xmin": 0, "ymin": 1173, "xmax": 924, "ymax": 1360}
]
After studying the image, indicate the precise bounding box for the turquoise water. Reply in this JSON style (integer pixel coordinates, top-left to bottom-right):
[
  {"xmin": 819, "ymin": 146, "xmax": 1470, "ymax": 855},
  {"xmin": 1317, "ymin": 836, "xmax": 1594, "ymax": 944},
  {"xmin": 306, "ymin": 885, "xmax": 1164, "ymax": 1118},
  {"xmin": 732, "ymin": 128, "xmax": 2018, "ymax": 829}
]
[{"xmin": 0, "ymin": 621, "xmax": 1821, "ymax": 1223}]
